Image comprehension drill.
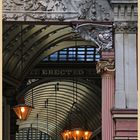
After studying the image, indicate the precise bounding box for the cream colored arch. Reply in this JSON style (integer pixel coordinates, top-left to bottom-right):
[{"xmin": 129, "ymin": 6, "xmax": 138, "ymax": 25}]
[{"xmin": 17, "ymin": 80, "xmax": 101, "ymax": 140}]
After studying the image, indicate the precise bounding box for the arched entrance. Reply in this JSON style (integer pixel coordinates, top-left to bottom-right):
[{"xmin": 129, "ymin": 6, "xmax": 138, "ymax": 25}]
[{"xmin": 3, "ymin": 22, "xmax": 114, "ymax": 140}]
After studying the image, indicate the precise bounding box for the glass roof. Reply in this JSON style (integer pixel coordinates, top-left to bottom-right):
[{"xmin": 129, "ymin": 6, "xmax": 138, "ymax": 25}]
[{"xmin": 43, "ymin": 46, "xmax": 100, "ymax": 62}]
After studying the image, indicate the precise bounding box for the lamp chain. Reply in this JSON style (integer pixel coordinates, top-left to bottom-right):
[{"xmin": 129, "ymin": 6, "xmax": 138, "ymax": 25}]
[
  {"xmin": 73, "ymin": 78, "xmax": 75, "ymax": 104},
  {"xmin": 55, "ymin": 83, "xmax": 59, "ymax": 140},
  {"xmin": 45, "ymin": 99, "xmax": 49, "ymax": 137},
  {"xmin": 36, "ymin": 113, "xmax": 38, "ymax": 139},
  {"xmin": 20, "ymin": 25, "xmax": 23, "ymax": 77},
  {"xmin": 31, "ymin": 124, "xmax": 32, "ymax": 140},
  {"xmin": 76, "ymin": 78, "xmax": 78, "ymax": 104},
  {"xmin": 32, "ymin": 88, "xmax": 34, "ymax": 107}
]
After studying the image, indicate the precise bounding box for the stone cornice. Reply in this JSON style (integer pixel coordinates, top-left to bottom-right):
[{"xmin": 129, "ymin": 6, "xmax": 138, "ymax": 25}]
[
  {"xmin": 111, "ymin": 109, "xmax": 137, "ymax": 114},
  {"xmin": 114, "ymin": 136, "xmax": 138, "ymax": 140},
  {"xmin": 3, "ymin": 0, "xmax": 113, "ymax": 22},
  {"xmin": 111, "ymin": 0, "xmax": 137, "ymax": 4},
  {"xmin": 111, "ymin": 109, "xmax": 137, "ymax": 118},
  {"xmin": 113, "ymin": 21, "xmax": 137, "ymax": 33},
  {"xmin": 111, "ymin": 0, "xmax": 137, "ymax": 22},
  {"xmin": 96, "ymin": 59, "xmax": 115, "ymax": 74}
]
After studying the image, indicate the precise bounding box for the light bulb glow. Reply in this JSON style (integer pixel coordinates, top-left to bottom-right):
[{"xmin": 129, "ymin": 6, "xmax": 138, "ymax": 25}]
[
  {"xmin": 68, "ymin": 132, "xmax": 71, "ymax": 134},
  {"xmin": 85, "ymin": 132, "xmax": 88, "ymax": 136},
  {"xmin": 65, "ymin": 133, "xmax": 68, "ymax": 136},
  {"xmin": 21, "ymin": 107, "xmax": 25, "ymax": 113},
  {"xmin": 76, "ymin": 130, "xmax": 79, "ymax": 135}
]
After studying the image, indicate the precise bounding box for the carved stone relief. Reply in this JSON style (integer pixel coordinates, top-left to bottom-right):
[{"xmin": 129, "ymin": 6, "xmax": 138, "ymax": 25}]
[
  {"xmin": 113, "ymin": 21, "xmax": 137, "ymax": 33},
  {"xmin": 96, "ymin": 59, "xmax": 115, "ymax": 74},
  {"xmin": 74, "ymin": 23, "xmax": 113, "ymax": 51},
  {"xmin": 3, "ymin": 0, "xmax": 113, "ymax": 21}
]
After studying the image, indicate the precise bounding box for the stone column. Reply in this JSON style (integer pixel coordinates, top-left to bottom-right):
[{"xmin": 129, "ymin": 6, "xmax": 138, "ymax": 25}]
[{"xmin": 96, "ymin": 53, "xmax": 115, "ymax": 140}]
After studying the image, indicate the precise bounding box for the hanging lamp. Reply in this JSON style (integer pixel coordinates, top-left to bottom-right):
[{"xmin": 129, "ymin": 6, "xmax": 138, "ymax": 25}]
[
  {"xmin": 61, "ymin": 104, "xmax": 93, "ymax": 140},
  {"xmin": 13, "ymin": 89, "xmax": 34, "ymax": 120},
  {"xmin": 61, "ymin": 79, "xmax": 93, "ymax": 140},
  {"xmin": 13, "ymin": 104, "xmax": 33, "ymax": 120},
  {"xmin": 61, "ymin": 35, "xmax": 93, "ymax": 139},
  {"xmin": 13, "ymin": 25, "xmax": 33, "ymax": 120}
]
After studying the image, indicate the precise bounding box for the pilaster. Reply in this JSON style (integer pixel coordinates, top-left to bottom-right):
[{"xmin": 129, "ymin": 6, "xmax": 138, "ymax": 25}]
[
  {"xmin": 111, "ymin": 0, "xmax": 137, "ymax": 109},
  {"xmin": 96, "ymin": 50, "xmax": 115, "ymax": 140}
]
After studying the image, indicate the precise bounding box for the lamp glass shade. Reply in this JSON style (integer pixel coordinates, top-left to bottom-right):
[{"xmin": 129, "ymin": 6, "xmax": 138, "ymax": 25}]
[
  {"xmin": 13, "ymin": 104, "xmax": 33, "ymax": 120},
  {"xmin": 61, "ymin": 130, "xmax": 72, "ymax": 140},
  {"xmin": 72, "ymin": 129, "xmax": 83, "ymax": 140},
  {"xmin": 61, "ymin": 129, "xmax": 93, "ymax": 140},
  {"xmin": 82, "ymin": 130, "xmax": 93, "ymax": 140}
]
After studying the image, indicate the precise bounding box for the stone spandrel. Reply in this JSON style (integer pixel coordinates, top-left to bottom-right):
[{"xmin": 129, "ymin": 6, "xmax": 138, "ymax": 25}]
[{"xmin": 3, "ymin": 0, "xmax": 113, "ymax": 21}]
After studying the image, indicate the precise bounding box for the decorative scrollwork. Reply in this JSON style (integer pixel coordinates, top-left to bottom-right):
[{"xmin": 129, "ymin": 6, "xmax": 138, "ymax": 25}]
[
  {"xmin": 3, "ymin": 0, "xmax": 113, "ymax": 21},
  {"xmin": 96, "ymin": 59, "xmax": 115, "ymax": 74},
  {"xmin": 74, "ymin": 23, "xmax": 113, "ymax": 52},
  {"xmin": 113, "ymin": 21, "xmax": 137, "ymax": 33}
]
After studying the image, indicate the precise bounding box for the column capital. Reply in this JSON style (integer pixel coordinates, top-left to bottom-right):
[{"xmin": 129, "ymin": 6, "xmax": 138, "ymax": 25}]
[
  {"xmin": 113, "ymin": 21, "xmax": 137, "ymax": 34},
  {"xmin": 96, "ymin": 59, "xmax": 115, "ymax": 74}
]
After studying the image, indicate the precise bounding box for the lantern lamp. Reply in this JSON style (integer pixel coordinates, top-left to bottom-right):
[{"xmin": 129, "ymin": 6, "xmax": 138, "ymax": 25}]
[
  {"xmin": 61, "ymin": 129, "xmax": 93, "ymax": 140},
  {"xmin": 61, "ymin": 79, "xmax": 93, "ymax": 140},
  {"xmin": 13, "ymin": 25, "xmax": 34, "ymax": 121},
  {"xmin": 13, "ymin": 104, "xmax": 33, "ymax": 120}
]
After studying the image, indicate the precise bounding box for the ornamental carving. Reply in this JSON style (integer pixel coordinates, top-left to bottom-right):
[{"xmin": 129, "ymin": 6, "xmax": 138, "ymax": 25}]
[
  {"xmin": 96, "ymin": 59, "xmax": 115, "ymax": 74},
  {"xmin": 113, "ymin": 21, "xmax": 137, "ymax": 33},
  {"xmin": 3, "ymin": 0, "xmax": 113, "ymax": 21},
  {"xmin": 74, "ymin": 23, "xmax": 113, "ymax": 52}
]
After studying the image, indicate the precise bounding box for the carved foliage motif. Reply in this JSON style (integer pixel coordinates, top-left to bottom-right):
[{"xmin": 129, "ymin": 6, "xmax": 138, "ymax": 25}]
[
  {"xmin": 96, "ymin": 59, "xmax": 115, "ymax": 74},
  {"xmin": 3, "ymin": 0, "xmax": 113, "ymax": 21},
  {"xmin": 114, "ymin": 21, "xmax": 137, "ymax": 33},
  {"xmin": 74, "ymin": 23, "xmax": 113, "ymax": 51},
  {"xmin": 78, "ymin": 0, "xmax": 112, "ymax": 21}
]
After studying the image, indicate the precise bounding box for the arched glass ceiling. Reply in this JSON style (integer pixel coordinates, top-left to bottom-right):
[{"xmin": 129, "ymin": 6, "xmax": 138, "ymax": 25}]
[
  {"xmin": 43, "ymin": 46, "xmax": 100, "ymax": 62},
  {"xmin": 3, "ymin": 24, "xmax": 98, "ymax": 84},
  {"xmin": 17, "ymin": 80, "xmax": 101, "ymax": 140}
]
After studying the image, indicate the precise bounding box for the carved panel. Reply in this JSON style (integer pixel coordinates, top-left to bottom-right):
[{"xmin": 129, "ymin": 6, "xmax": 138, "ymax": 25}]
[
  {"xmin": 96, "ymin": 59, "xmax": 115, "ymax": 74},
  {"xmin": 3, "ymin": 0, "xmax": 113, "ymax": 21},
  {"xmin": 114, "ymin": 21, "xmax": 137, "ymax": 33}
]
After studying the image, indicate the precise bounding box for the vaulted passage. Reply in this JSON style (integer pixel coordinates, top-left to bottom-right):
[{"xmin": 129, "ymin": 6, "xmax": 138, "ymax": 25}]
[
  {"xmin": 3, "ymin": 23, "xmax": 102, "ymax": 140},
  {"xmin": 17, "ymin": 80, "xmax": 101, "ymax": 140}
]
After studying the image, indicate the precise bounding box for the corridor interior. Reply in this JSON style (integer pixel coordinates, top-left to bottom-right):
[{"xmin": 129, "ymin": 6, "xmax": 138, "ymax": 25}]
[{"xmin": 3, "ymin": 23, "xmax": 102, "ymax": 140}]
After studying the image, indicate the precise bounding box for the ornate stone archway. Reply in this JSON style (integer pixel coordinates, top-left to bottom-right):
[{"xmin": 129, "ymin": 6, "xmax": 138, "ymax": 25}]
[{"xmin": 3, "ymin": 0, "xmax": 138, "ymax": 140}]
